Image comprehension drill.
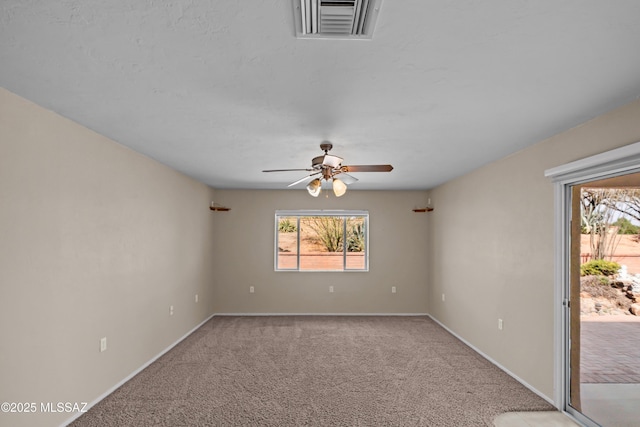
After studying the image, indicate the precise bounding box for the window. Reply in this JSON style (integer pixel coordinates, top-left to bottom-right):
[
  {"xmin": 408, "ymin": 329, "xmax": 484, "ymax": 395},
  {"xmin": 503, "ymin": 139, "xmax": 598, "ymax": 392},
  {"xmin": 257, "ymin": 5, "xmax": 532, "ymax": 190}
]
[{"xmin": 275, "ymin": 210, "xmax": 368, "ymax": 271}]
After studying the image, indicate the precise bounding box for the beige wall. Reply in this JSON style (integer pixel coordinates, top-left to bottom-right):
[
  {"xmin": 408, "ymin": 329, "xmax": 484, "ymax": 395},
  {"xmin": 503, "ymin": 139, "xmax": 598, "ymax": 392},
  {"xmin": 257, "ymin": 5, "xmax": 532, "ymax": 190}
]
[
  {"xmin": 428, "ymin": 99, "xmax": 640, "ymax": 399},
  {"xmin": 0, "ymin": 88, "xmax": 217, "ymax": 427},
  {"xmin": 211, "ymin": 189, "xmax": 430, "ymax": 314}
]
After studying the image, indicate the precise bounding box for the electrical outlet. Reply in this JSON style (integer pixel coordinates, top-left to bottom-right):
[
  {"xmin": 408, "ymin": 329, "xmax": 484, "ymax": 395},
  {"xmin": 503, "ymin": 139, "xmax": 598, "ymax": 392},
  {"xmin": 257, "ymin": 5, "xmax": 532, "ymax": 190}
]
[
  {"xmin": 442, "ymin": 293, "xmax": 445, "ymax": 302},
  {"xmin": 170, "ymin": 305, "xmax": 174, "ymax": 316},
  {"xmin": 498, "ymin": 318, "xmax": 503, "ymax": 330},
  {"xmin": 195, "ymin": 294, "xmax": 199, "ymax": 303},
  {"xmin": 249, "ymin": 286, "xmax": 254, "ymax": 293},
  {"xmin": 100, "ymin": 337, "xmax": 107, "ymax": 352},
  {"xmin": 391, "ymin": 286, "xmax": 396, "ymax": 293},
  {"xmin": 329, "ymin": 286, "xmax": 334, "ymax": 293}
]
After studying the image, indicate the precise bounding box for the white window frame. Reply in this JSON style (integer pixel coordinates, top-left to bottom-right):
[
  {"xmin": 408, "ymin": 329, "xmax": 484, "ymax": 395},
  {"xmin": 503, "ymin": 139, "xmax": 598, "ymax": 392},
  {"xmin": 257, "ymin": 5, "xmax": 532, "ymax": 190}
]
[{"xmin": 274, "ymin": 210, "xmax": 369, "ymax": 272}]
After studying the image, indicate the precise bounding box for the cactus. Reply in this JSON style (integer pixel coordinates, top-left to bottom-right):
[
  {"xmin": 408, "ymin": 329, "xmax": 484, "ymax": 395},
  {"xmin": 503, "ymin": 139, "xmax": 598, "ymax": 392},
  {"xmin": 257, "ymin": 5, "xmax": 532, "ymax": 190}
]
[{"xmin": 347, "ymin": 223, "xmax": 365, "ymax": 252}]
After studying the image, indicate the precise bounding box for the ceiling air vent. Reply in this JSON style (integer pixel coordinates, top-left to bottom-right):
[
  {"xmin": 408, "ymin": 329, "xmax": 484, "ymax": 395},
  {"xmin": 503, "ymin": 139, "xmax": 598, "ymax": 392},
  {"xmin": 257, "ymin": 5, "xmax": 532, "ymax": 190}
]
[{"xmin": 293, "ymin": 0, "xmax": 383, "ymax": 40}]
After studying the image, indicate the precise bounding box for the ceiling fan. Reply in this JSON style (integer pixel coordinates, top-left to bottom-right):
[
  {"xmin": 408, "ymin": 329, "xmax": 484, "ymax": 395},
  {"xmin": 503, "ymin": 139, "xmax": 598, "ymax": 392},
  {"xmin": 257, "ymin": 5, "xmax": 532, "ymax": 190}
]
[{"xmin": 263, "ymin": 142, "xmax": 393, "ymax": 197}]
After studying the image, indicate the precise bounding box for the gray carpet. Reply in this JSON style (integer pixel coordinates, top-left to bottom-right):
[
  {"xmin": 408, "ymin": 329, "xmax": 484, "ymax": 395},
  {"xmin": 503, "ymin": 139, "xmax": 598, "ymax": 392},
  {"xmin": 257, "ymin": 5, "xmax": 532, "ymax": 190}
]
[{"xmin": 71, "ymin": 316, "xmax": 554, "ymax": 426}]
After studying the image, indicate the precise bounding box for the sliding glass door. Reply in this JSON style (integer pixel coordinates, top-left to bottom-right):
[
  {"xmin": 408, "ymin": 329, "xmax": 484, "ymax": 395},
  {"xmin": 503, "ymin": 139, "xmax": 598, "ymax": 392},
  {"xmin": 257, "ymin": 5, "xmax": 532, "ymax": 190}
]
[{"xmin": 566, "ymin": 174, "xmax": 640, "ymax": 427}]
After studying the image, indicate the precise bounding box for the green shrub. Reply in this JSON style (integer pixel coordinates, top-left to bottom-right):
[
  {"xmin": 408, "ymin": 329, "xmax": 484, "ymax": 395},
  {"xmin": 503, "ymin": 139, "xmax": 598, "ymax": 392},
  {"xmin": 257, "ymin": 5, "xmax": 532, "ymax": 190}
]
[
  {"xmin": 305, "ymin": 217, "xmax": 343, "ymax": 252},
  {"xmin": 580, "ymin": 259, "xmax": 621, "ymax": 277},
  {"xmin": 613, "ymin": 217, "xmax": 640, "ymax": 235},
  {"xmin": 278, "ymin": 218, "xmax": 297, "ymax": 233}
]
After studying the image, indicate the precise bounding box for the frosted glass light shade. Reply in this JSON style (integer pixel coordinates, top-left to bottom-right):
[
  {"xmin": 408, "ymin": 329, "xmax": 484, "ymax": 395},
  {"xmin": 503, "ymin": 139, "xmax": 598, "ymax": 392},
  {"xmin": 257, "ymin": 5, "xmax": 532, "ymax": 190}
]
[
  {"xmin": 333, "ymin": 178, "xmax": 347, "ymax": 197},
  {"xmin": 307, "ymin": 178, "xmax": 322, "ymax": 197}
]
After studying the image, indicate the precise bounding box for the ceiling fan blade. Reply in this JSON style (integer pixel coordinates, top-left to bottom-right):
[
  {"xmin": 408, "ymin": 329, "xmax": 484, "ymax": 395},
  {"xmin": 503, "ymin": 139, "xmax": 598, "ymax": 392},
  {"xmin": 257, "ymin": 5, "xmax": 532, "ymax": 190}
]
[
  {"xmin": 341, "ymin": 164, "xmax": 394, "ymax": 173},
  {"xmin": 263, "ymin": 168, "xmax": 314, "ymax": 172},
  {"xmin": 288, "ymin": 172, "xmax": 321, "ymax": 187},
  {"xmin": 334, "ymin": 172, "xmax": 358, "ymax": 185},
  {"xmin": 322, "ymin": 155, "xmax": 343, "ymax": 168}
]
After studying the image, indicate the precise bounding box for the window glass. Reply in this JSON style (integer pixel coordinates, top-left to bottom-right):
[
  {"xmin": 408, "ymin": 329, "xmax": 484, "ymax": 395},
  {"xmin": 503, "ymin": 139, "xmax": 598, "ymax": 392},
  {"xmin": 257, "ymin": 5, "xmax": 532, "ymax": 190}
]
[{"xmin": 276, "ymin": 216, "xmax": 298, "ymax": 270}]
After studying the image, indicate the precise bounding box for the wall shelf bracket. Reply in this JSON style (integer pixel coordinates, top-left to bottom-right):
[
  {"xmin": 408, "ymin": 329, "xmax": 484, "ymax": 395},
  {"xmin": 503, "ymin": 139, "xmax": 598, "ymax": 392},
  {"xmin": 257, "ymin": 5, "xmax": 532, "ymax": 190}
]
[{"xmin": 210, "ymin": 202, "xmax": 230, "ymax": 212}]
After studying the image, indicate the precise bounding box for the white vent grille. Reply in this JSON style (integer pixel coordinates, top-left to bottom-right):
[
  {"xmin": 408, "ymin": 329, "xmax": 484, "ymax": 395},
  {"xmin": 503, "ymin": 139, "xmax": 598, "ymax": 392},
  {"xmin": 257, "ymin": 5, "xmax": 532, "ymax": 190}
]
[{"xmin": 294, "ymin": 0, "xmax": 382, "ymax": 40}]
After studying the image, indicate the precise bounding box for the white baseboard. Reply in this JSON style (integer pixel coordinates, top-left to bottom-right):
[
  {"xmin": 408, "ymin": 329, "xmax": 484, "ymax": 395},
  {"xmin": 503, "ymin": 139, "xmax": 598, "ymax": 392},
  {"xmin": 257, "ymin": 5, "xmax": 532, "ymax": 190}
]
[
  {"xmin": 61, "ymin": 313, "xmax": 216, "ymax": 427},
  {"xmin": 427, "ymin": 315, "xmax": 554, "ymax": 406},
  {"xmin": 214, "ymin": 312, "xmax": 430, "ymax": 316}
]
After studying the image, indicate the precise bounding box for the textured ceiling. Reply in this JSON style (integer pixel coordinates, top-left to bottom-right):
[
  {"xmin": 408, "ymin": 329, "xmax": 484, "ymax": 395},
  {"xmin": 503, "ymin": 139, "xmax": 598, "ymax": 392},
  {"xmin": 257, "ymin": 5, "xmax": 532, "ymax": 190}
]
[{"xmin": 2, "ymin": 1, "xmax": 640, "ymax": 190}]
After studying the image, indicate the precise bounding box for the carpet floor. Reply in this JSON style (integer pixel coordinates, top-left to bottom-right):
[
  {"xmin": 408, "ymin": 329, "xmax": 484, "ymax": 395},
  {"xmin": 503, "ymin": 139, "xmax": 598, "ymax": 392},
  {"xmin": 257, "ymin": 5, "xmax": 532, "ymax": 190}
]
[{"xmin": 70, "ymin": 316, "xmax": 554, "ymax": 426}]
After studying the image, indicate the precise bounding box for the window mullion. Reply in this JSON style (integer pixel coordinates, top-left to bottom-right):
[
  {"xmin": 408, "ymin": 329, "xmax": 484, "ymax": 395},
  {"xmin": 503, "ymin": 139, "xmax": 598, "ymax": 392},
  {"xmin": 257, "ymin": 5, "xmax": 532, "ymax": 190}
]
[
  {"xmin": 296, "ymin": 216, "xmax": 301, "ymax": 271},
  {"xmin": 343, "ymin": 216, "xmax": 347, "ymax": 270}
]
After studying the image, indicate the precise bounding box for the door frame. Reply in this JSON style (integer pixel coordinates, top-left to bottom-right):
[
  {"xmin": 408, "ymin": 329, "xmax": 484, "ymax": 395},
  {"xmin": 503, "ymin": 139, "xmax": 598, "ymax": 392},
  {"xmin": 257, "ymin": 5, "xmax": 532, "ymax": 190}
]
[{"xmin": 545, "ymin": 141, "xmax": 640, "ymax": 423}]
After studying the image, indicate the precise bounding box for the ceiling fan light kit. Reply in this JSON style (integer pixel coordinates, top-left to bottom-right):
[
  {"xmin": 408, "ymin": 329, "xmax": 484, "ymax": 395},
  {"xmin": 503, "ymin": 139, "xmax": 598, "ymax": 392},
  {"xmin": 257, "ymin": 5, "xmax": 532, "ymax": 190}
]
[{"xmin": 264, "ymin": 142, "xmax": 393, "ymax": 198}]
